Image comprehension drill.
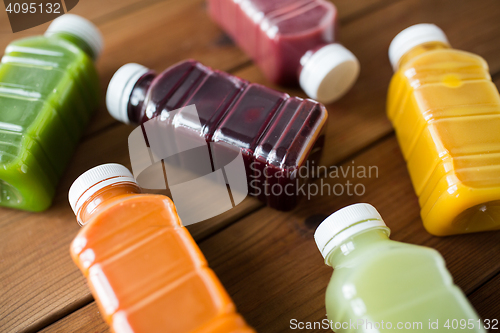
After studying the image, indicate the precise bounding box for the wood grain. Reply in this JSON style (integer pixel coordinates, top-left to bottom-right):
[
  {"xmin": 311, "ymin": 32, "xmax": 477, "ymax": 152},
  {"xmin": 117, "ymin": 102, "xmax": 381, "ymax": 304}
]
[
  {"xmin": 0, "ymin": 125, "xmax": 129, "ymax": 333},
  {"xmin": 1, "ymin": 0, "xmax": 410, "ymax": 331},
  {"xmin": 1, "ymin": 0, "xmax": 249, "ymax": 138},
  {"xmin": 333, "ymin": 0, "xmax": 397, "ymax": 21},
  {"xmin": 0, "ymin": 0, "xmax": 171, "ymax": 46},
  {"xmin": 1, "ymin": 0, "xmax": 500, "ymax": 332},
  {"xmin": 86, "ymin": 0, "xmax": 250, "ymax": 136},
  {"xmin": 0, "ymin": 123, "xmax": 258, "ymax": 333},
  {"xmin": 231, "ymin": 0, "xmax": 500, "ymax": 169},
  {"xmin": 469, "ymin": 273, "xmax": 500, "ymax": 322},
  {"xmin": 41, "ymin": 133, "xmax": 414, "ymax": 333},
  {"xmin": 0, "ymin": 0, "xmax": 401, "ymax": 141}
]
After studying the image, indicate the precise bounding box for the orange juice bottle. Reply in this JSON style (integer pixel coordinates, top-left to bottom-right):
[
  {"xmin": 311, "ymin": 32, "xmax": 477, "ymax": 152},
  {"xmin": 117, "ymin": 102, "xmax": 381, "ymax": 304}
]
[
  {"xmin": 68, "ymin": 164, "xmax": 255, "ymax": 333},
  {"xmin": 387, "ymin": 24, "xmax": 500, "ymax": 236}
]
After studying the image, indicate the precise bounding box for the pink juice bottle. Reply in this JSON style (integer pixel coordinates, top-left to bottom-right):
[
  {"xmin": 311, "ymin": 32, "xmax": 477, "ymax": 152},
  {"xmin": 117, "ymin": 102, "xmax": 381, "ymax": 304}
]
[
  {"xmin": 207, "ymin": 0, "xmax": 360, "ymax": 103},
  {"xmin": 106, "ymin": 60, "xmax": 328, "ymax": 210}
]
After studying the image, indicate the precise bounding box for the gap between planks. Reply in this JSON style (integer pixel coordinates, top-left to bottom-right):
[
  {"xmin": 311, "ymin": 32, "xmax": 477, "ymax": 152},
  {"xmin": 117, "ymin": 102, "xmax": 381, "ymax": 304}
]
[{"xmin": 77, "ymin": 0, "xmax": 405, "ymax": 142}]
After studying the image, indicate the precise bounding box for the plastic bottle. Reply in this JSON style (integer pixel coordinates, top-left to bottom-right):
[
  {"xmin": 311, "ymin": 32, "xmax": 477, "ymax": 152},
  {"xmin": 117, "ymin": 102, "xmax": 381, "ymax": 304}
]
[
  {"xmin": 387, "ymin": 24, "xmax": 500, "ymax": 235},
  {"xmin": 314, "ymin": 203, "xmax": 485, "ymax": 333},
  {"xmin": 207, "ymin": 0, "xmax": 359, "ymax": 104},
  {"xmin": 68, "ymin": 164, "xmax": 255, "ymax": 333},
  {"xmin": 106, "ymin": 60, "xmax": 328, "ymax": 210},
  {"xmin": 0, "ymin": 14, "xmax": 101, "ymax": 211}
]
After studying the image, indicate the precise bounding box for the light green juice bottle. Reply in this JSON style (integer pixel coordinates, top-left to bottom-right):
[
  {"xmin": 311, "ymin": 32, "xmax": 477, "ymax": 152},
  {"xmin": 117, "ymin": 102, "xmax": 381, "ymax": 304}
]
[
  {"xmin": 0, "ymin": 14, "xmax": 102, "ymax": 211},
  {"xmin": 314, "ymin": 203, "xmax": 485, "ymax": 332}
]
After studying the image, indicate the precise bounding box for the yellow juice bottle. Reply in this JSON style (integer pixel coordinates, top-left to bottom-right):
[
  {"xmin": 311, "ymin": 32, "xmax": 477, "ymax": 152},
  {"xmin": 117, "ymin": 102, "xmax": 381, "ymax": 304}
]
[{"xmin": 387, "ymin": 24, "xmax": 500, "ymax": 236}]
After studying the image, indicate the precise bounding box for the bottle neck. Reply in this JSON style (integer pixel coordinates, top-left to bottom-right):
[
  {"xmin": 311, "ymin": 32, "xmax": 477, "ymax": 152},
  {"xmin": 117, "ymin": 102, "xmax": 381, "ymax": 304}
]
[
  {"xmin": 52, "ymin": 32, "xmax": 95, "ymax": 60},
  {"xmin": 298, "ymin": 43, "xmax": 329, "ymax": 77},
  {"xmin": 77, "ymin": 182, "xmax": 142, "ymax": 226},
  {"xmin": 127, "ymin": 72, "xmax": 156, "ymax": 124},
  {"xmin": 396, "ymin": 41, "xmax": 450, "ymax": 71},
  {"xmin": 325, "ymin": 228, "xmax": 390, "ymax": 268}
]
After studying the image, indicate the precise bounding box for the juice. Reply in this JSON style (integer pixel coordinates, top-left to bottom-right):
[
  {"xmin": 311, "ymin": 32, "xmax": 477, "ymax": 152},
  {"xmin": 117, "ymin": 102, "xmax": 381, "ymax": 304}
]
[
  {"xmin": 315, "ymin": 203, "xmax": 485, "ymax": 332},
  {"xmin": 0, "ymin": 14, "xmax": 101, "ymax": 211},
  {"xmin": 387, "ymin": 24, "xmax": 500, "ymax": 235},
  {"xmin": 207, "ymin": 0, "xmax": 359, "ymax": 103},
  {"xmin": 106, "ymin": 61, "xmax": 328, "ymax": 210},
  {"xmin": 69, "ymin": 164, "xmax": 255, "ymax": 333}
]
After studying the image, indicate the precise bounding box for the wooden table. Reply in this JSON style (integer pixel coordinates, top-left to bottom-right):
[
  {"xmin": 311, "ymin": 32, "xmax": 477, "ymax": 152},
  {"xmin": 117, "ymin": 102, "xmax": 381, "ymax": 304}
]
[{"xmin": 1, "ymin": 0, "xmax": 500, "ymax": 332}]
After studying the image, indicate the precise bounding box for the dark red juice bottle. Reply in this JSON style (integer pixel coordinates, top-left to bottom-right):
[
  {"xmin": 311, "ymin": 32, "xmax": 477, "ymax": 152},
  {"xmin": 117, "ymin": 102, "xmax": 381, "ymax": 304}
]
[
  {"xmin": 207, "ymin": 0, "xmax": 360, "ymax": 104},
  {"xmin": 107, "ymin": 60, "xmax": 327, "ymax": 210}
]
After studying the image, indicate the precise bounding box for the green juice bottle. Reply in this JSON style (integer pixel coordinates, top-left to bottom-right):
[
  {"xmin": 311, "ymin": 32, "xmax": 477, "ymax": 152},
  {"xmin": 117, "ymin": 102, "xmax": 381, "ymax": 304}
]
[
  {"xmin": 0, "ymin": 14, "xmax": 102, "ymax": 211},
  {"xmin": 314, "ymin": 203, "xmax": 485, "ymax": 332}
]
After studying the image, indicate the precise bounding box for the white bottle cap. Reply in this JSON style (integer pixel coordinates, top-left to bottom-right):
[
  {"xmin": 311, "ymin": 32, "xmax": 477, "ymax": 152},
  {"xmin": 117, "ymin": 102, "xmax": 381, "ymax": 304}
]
[
  {"xmin": 106, "ymin": 63, "xmax": 150, "ymax": 124},
  {"xmin": 45, "ymin": 14, "xmax": 104, "ymax": 60},
  {"xmin": 68, "ymin": 163, "xmax": 138, "ymax": 215},
  {"xmin": 314, "ymin": 203, "xmax": 390, "ymax": 262},
  {"xmin": 299, "ymin": 43, "xmax": 360, "ymax": 104},
  {"xmin": 389, "ymin": 23, "xmax": 449, "ymax": 70}
]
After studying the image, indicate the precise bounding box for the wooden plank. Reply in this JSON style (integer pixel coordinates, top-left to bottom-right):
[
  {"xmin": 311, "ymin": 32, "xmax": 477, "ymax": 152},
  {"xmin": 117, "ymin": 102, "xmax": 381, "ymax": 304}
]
[
  {"xmin": 82, "ymin": 0, "xmax": 251, "ymax": 137},
  {"xmin": 333, "ymin": 0, "xmax": 396, "ymax": 21},
  {"xmin": 0, "ymin": 6, "xmax": 257, "ymax": 328},
  {"xmin": 0, "ymin": 0, "xmax": 168, "ymax": 43},
  {"xmin": 329, "ymin": 0, "xmax": 500, "ymax": 167},
  {"xmin": 0, "ymin": 0, "xmax": 250, "ymax": 138},
  {"xmin": 78, "ymin": 0, "xmax": 400, "ymax": 137},
  {"xmin": 4, "ymin": 0, "xmax": 500, "ymax": 332},
  {"xmin": 197, "ymin": 137, "xmax": 424, "ymax": 333},
  {"xmin": 1, "ymin": 0, "xmax": 398, "ymax": 140},
  {"xmin": 0, "ymin": 123, "xmax": 259, "ymax": 333},
  {"xmin": 39, "ymin": 56, "xmax": 500, "ymax": 331},
  {"xmin": 43, "ymin": 134, "xmax": 500, "ymax": 332},
  {"xmin": 1, "ymin": 0, "xmax": 414, "ymax": 331},
  {"xmin": 418, "ymin": 230, "xmax": 500, "ymax": 298},
  {"xmin": 469, "ymin": 273, "xmax": 500, "ymax": 322},
  {"xmin": 198, "ymin": 138, "xmax": 500, "ymax": 333},
  {"xmin": 39, "ymin": 133, "xmax": 412, "ymax": 333},
  {"xmin": 166, "ymin": 0, "xmax": 500, "ymax": 241},
  {"xmin": 38, "ymin": 303, "xmax": 108, "ymax": 333},
  {"xmin": 3, "ymin": 0, "xmax": 500, "ymax": 140},
  {"xmin": 0, "ymin": 125, "xmax": 129, "ymax": 333},
  {"xmin": 232, "ymin": 0, "xmax": 500, "ymax": 170},
  {"xmin": 199, "ymin": 66, "xmax": 500, "ymax": 332}
]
